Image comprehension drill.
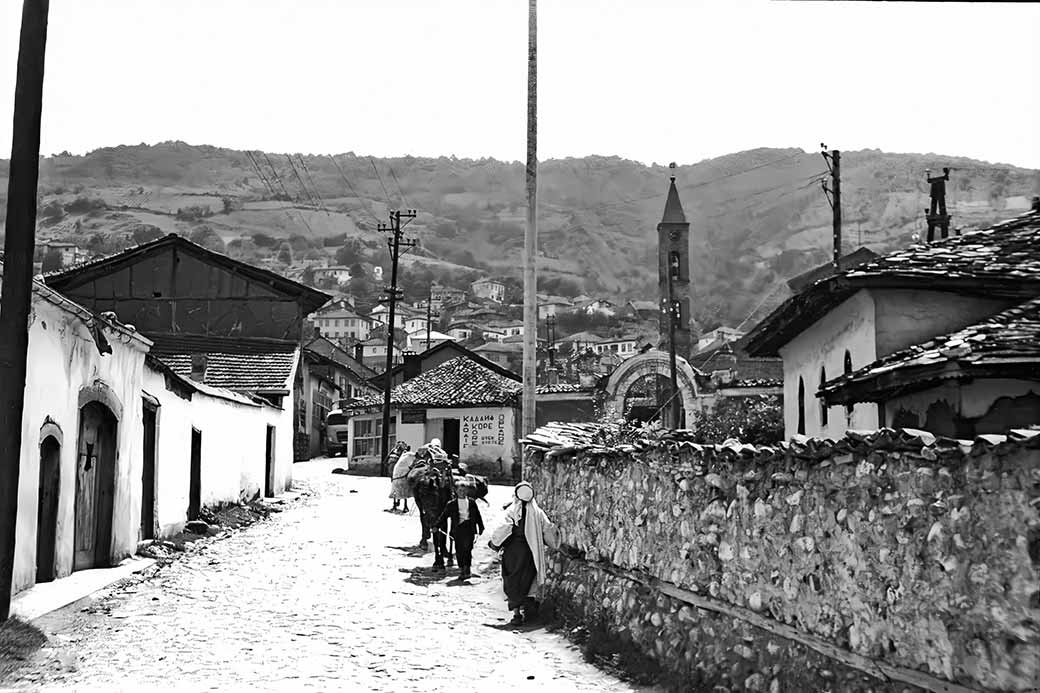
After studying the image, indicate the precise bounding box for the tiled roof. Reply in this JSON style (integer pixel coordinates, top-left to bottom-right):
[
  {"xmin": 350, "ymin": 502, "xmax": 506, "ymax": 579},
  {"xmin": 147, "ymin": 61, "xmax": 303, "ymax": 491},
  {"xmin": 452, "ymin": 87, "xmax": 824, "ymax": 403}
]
[
  {"xmin": 746, "ymin": 210, "xmax": 1040, "ymax": 356},
  {"xmin": 157, "ymin": 350, "xmax": 296, "ymax": 393},
  {"xmin": 349, "ymin": 357, "xmax": 521, "ymax": 410},
  {"xmin": 536, "ymin": 383, "xmax": 593, "ymax": 395},
  {"xmin": 473, "ymin": 341, "xmax": 523, "ymax": 353},
  {"xmin": 786, "ymin": 247, "xmax": 879, "ymax": 292},
  {"xmin": 304, "ymin": 336, "xmax": 376, "ymax": 381},
  {"xmin": 820, "ymin": 295, "xmax": 1040, "ymax": 405},
  {"xmin": 690, "ymin": 343, "xmax": 783, "ymax": 388},
  {"xmin": 627, "ymin": 300, "xmax": 659, "ymax": 312},
  {"xmin": 521, "ymin": 422, "xmax": 1040, "ymax": 464}
]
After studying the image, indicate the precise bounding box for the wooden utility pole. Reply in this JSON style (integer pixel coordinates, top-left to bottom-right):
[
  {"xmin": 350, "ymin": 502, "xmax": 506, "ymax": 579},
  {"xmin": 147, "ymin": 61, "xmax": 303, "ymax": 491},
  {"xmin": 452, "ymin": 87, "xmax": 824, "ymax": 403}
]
[
  {"xmin": 425, "ymin": 285, "xmax": 432, "ymax": 351},
  {"xmin": 821, "ymin": 146, "xmax": 841, "ymax": 268},
  {"xmin": 522, "ymin": 0, "xmax": 538, "ymax": 436},
  {"xmin": 378, "ymin": 209, "xmax": 416, "ymax": 477},
  {"xmin": 0, "ymin": 0, "xmax": 49, "ymax": 621}
]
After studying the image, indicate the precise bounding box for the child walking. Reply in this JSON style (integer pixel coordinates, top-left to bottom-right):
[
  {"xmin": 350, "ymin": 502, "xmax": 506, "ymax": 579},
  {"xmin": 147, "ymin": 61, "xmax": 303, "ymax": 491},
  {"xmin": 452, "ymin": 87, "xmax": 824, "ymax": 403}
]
[{"xmin": 435, "ymin": 487, "xmax": 484, "ymax": 580}]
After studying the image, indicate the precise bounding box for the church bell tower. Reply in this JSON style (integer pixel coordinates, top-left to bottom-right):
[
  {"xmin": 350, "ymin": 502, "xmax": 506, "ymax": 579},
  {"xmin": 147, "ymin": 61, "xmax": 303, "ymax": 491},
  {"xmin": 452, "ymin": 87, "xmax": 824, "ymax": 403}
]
[{"xmin": 658, "ymin": 166, "xmax": 692, "ymax": 359}]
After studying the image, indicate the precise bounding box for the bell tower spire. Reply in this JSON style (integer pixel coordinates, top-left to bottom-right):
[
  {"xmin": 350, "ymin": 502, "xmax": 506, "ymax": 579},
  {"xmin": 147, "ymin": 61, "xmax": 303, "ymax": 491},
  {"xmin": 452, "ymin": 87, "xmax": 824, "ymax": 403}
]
[{"xmin": 658, "ymin": 164, "xmax": 692, "ymax": 359}]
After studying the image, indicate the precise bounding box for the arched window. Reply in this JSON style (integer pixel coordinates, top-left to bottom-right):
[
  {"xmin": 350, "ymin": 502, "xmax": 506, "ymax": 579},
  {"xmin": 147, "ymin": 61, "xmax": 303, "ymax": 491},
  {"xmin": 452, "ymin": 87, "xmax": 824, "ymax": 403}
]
[
  {"xmin": 843, "ymin": 350, "xmax": 854, "ymax": 417},
  {"xmin": 797, "ymin": 376, "xmax": 806, "ymax": 435},
  {"xmin": 819, "ymin": 366, "xmax": 828, "ymax": 427}
]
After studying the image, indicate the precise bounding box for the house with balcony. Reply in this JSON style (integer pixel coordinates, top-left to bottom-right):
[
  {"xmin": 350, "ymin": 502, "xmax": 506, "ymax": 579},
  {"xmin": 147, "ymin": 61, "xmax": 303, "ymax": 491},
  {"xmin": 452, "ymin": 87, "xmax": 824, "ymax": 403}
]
[{"xmin": 471, "ymin": 277, "xmax": 506, "ymax": 303}]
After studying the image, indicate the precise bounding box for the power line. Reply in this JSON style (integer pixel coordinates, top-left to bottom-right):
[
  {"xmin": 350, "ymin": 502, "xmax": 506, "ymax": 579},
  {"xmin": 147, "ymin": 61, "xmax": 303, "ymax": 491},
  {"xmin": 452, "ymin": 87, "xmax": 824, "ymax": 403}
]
[
  {"xmin": 385, "ymin": 160, "xmax": 410, "ymax": 210},
  {"xmin": 296, "ymin": 154, "xmax": 330, "ymax": 216},
  {"xmin": 244, "ymin": 151, "xmax": 314, "ymax": 237},
  {"xmin": 260, "ymin": 151, "xmax": 315, "ymax": 235},
  {"xmin": 369, "ymin": 156, "xmax": 393, "ymax": 209},
  {"xmin": 328, "ymin": 155, "xmax": 381, "ymax": 226},
  {"xmin": 284, "ymin": 154, "xmax": 320, "ymax": 209}
]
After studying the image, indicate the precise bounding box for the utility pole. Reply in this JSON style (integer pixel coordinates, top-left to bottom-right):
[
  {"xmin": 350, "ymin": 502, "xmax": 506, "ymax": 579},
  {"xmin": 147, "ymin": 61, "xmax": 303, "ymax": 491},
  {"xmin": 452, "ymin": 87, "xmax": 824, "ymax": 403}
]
[
  {"xmin": 821, "ymin": 145, "xmax": 841, "ymax": 268},
  {"xmin": 425, "ymin": 284, "xmax": 432, "ymax": 351},
  {"xmin": 521, "ymin": 0, "xmax": 538, "ymax": 436},
  {"xmin": 545, "ymin": 314, "xmax": 556, "ymax": 369},
  {"xmin": 0, "ymin": 0, "xmax": 49, "ymax": 621},
  {"xmin": 378, "ymin": 209, "xmax": 416, "ymax": 477}
]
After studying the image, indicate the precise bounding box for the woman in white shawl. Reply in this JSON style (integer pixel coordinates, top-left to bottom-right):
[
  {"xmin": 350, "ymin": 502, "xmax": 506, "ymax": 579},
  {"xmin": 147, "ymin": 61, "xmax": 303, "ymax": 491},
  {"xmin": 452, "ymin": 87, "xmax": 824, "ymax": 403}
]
[{"xmin": 488, "ymin": 481, "xmax": 559, "ymax": 625}]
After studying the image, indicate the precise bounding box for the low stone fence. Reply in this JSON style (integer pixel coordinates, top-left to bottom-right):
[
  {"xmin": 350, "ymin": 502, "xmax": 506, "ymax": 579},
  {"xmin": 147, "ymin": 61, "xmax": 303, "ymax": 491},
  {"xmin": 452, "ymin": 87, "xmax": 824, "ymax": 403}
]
[{"xmin": 522, "ymin": 424, "xmax": 1040, "ymax": 692}]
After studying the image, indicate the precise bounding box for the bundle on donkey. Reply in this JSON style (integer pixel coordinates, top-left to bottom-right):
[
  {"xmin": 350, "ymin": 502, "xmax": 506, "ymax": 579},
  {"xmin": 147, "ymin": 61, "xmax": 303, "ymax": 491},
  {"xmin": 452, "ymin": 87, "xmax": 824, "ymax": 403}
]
[{"xmin": 409, "ymin": 448, "xmax": 488, "ymax": 570}]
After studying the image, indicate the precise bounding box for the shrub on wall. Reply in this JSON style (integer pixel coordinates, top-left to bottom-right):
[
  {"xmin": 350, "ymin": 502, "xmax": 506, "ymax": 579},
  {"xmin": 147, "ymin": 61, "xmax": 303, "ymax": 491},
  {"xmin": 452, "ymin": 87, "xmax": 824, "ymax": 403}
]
[{"xmin": 690, "ymin": 394, "xmax": 782, "ymax": 445}]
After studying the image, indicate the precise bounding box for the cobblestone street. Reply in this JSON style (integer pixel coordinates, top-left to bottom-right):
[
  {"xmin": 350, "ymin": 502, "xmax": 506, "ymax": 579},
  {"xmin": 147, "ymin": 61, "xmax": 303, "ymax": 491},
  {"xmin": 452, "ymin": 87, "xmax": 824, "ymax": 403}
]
[{"xmin": 6, "ymin": 460, "xmax": 649, "ymax": 692}]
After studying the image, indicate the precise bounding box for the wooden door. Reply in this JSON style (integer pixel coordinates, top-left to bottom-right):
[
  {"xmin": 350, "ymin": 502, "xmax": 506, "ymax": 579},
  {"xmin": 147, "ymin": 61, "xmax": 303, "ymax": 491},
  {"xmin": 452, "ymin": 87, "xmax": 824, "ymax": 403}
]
[
  {"xmin": 188, "ymin": 429, "xmax": 202, "ymax": 521},
  {"xmin": 443, "ymin": 418, "xmax": 460, "ymax": 458},
  {"xmin": 36, "ymin": 436, "xmax": 61, "ymax": 583},
  {"xmin": 264, "ymin": 426, "xmax": 276, "ymax": 498},
  {"xmin": 75, "ymin": 402, "xmax": 117, "ymax": 570},
  {"xmin": 141, "ymin": 404, "xmax": 157, "ymax": 540}
]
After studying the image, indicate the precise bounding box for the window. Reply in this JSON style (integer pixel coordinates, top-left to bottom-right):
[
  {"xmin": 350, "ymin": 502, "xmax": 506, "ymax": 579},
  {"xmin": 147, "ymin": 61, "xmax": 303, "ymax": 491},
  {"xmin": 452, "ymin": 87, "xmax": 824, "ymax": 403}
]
[
  {"xmin": 669, "ymin": 251, "xmax": 682, "ymax": 280},
  {"xmin": 797, "ymin": 377, "xmax": 806, "ymax": 435},
  {"xmin": 819, "ymin": 366, "xmax": 828, "ymax": 427},
  {"xmin": 352, "ymin": 418, "xmax": 395, "ymax": 457}
]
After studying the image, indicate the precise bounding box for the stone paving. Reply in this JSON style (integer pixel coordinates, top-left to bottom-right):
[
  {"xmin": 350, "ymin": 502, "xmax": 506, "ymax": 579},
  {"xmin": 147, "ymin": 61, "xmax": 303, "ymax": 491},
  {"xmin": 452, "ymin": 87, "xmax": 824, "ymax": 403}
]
[{"xmin": 6, "ymin": 459, "xmax": 652, "ymax": 692}]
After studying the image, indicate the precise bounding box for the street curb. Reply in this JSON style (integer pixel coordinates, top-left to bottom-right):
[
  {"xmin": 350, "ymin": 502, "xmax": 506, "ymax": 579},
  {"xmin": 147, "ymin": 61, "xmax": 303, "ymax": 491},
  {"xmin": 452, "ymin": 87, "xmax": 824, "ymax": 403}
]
[{"xmin": 9, "ymin": 557, "xmax": 156, "ymax": 622}]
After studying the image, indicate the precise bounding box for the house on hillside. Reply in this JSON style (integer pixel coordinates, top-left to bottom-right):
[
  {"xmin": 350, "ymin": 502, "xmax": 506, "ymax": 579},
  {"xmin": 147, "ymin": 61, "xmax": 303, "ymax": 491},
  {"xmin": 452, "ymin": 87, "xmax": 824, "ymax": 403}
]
[
  {"xmin": 344, "ymin": 357, "xmax": 521, "ymax": 470},
  {"xmin": 537, "ymin": 295, "xmax": 574, "ymax": 319},
  {"xmin": 695, "ymin": 326, "xmax": 746, "ymax": 355},
  {"xmin": 405, "ymin": 328, "xmax": 453, "ymax": 351},
  {"xmin": 579, "ymin": 298, "xmax": 616, "ymax": 317},
  {"xmin": 312, "ymin": 304, "xmax": 372, "ymax": 342},
  {"xmin": 41, "ymin": 241, "xmax": 87, "ymax": 267},
  {"xmin": 745, "ymin": 208, "xmax": 1040, "ymax": 439},
  {"xmin": 690, "ymin": 340, "xmax": 783, "ymax": 399},
  {"xmin": 43, "ymin": 232, "xmax": 330, "ymax": 489},
  {"xmin": 620, "ymin": 300, "xmax": 659, "ymax": 321},
  {"xmin": 472, "ymin": 341, "xmax": 523, "ymax": 372},
  {"xmin": 471, "ymin": 277, "xmax": 506, "ymax": 303},
  {"xmin": 369, "ymin": 302, "xmax": 420, "ymax": 330},
  {"xmin": 313, "ymin": 266, "xmax": 352, "ymax": 286}
]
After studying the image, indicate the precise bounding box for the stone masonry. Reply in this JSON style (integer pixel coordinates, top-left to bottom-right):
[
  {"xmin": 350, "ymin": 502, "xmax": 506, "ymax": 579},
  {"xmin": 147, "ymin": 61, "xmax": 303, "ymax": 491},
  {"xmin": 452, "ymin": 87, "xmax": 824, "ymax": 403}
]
[{"xmin": 523, "ymin": 424, "xmax": 1040, "ymax": 692}]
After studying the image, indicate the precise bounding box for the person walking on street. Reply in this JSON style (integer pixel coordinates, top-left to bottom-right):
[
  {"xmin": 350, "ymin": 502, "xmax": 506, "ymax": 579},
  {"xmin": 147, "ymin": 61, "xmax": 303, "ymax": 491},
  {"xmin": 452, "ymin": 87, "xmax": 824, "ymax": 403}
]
[
  {"xmin": 386, "ymin": 442, "xmax": 411, "ymax": 513},
  {"xmin": 434, "ymin": 486, "xmax": 484, "ymax": 580},
  {"xmin": 488, "ymin": 481, "xmax": 558, "ymax": 625}
]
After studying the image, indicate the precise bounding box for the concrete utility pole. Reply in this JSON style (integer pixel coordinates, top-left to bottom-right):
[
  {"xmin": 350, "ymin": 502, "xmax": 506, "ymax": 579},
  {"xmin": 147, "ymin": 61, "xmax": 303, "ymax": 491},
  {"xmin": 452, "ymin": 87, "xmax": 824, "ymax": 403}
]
[
  {"xmin": 821, "ymin": 145, "xmax": 841, "ymax": 268},
  {"xmin": 0, "ymin": 0, "xmax": 49, "ymax": 621},
  {"xmin": 378, "ymin": 209, "xmax": 416, "ymax": 477},
  {"xmin": 522, "ymin": 0, "xmax": 538, "ymax": 436}
]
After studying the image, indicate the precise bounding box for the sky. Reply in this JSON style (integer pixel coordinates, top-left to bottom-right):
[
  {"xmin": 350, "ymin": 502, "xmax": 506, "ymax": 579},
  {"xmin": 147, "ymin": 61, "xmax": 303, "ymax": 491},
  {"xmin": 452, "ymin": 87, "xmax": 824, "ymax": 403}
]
[{"xmin": 2, "ymin": 0, "xmax": 1039, "ymax": 169}]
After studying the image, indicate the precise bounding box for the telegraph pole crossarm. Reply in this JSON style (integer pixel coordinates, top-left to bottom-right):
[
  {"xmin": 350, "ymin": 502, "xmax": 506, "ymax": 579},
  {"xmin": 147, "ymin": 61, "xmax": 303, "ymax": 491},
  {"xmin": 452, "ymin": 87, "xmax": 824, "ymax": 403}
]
[{"xmin": 378, "ymin": 209, "xmax": 417, "ymax": 477}]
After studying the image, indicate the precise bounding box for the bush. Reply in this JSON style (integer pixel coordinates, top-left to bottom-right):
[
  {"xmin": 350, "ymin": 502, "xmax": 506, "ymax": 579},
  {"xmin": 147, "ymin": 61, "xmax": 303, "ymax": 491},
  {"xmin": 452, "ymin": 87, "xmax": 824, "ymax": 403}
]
[
  {"xmin": 689, "ymin": 395, "xmax": 783, "ymax": 445},
  {"xmin": 63, "ymin": 196, "xmax": 106, "ymax": 214},
  {"xmin": 175, "ymin": 204, "xmax": 213, "ymax": 221}
]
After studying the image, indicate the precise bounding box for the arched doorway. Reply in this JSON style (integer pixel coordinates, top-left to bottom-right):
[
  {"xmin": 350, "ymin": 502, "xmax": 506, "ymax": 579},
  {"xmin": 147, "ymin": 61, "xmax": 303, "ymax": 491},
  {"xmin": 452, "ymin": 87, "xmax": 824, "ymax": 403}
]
[
  {"xmin": 604, "ymin": 351, "xmax": 700, "ymax": 427},
  {"xmin": 36, "ymin": 434, "xmax": 61, "ymax": 583},
  {"xmin": 75, "ymin": 401, "xmax": 118, "ymax": 571}
]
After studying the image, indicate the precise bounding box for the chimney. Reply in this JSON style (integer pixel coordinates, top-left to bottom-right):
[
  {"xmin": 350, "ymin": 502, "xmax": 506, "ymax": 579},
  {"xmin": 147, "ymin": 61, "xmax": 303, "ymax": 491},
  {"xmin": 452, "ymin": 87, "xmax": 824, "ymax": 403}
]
[
  {"xmin": 190, "ymin": 353, "xmax": 208, "ymax": 382},
  {"xmin": 353, "ymin": 343, "xmax": 364, "ymax": 362},
  {"xmin": 546, "ymin": 368, "xmax": 559, "ymax": 386},
  {"xmin": 403, "ymin": 351, "xmax": 422, "ymax": 381},
  {"xmin": 1032, "ymin": 195, "xmax": 1040, "ymax": 212}
]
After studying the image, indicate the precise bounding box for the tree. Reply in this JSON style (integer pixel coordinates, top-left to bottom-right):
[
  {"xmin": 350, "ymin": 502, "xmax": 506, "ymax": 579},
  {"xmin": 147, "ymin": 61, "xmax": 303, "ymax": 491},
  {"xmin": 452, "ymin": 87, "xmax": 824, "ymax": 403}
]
[
  {"xmin": 252, "ymin": 233, "xmax": 276, "ymax": 248},
  {"xmin": 689, "ymin": 395, "xmax": 783, "ymax": 445},
  {"xmin": 188, "ymin": 225, "xmax": 225, "ymax": 253},
  {"xmin": 335, "ymin": 239, "xmax": 362, "ymax": 266},
  {"xmin": 277, "ymin": 244, "xmax": 293, "ymax": 265},
  {"xmin": 301, "ymin": 266, "xmax": 316, "ymax": 286},
  {"xmin": 41, "ymin": 249, "xmax": 63, "ymax": 273},
  {"xmin": 130, "ymin": 224, "xmax": 164, "ymax": 245}
]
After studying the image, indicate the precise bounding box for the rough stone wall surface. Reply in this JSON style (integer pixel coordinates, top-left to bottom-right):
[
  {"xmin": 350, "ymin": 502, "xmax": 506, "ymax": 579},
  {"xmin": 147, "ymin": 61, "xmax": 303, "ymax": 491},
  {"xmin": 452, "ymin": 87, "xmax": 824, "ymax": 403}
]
[{"xmin": 525, "ymin": 439, "xmax": 1040, "ymax": 692}]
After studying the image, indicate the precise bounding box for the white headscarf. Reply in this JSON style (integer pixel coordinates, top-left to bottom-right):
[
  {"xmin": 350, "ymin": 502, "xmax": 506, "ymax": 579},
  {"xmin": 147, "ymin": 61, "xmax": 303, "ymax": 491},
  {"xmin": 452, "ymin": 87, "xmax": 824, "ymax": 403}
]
[{"xmin": 498, "ymin": 482, "xmax": 559, "ymax": 598}]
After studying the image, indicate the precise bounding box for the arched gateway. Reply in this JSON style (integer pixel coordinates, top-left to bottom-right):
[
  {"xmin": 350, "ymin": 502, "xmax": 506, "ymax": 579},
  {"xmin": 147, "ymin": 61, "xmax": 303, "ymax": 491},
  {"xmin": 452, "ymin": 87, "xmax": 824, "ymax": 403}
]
[{"xmin": 604, "ymin": 350, "xmax": 700, "ymax": 426}]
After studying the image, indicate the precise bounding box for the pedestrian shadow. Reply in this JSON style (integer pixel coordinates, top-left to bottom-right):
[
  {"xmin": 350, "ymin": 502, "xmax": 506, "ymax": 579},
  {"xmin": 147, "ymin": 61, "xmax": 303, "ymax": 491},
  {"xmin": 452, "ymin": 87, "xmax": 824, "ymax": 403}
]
[
  {"xmin": 386, "ymin": 544, "xmax": 428, "ymax": 558},
  {"xmin": 482, "ymin": 620, "xmax": 547, "ymax": 633},
  {"xmin": 399, "ymin": 566, "xmax": 454, "ymax": 587}
]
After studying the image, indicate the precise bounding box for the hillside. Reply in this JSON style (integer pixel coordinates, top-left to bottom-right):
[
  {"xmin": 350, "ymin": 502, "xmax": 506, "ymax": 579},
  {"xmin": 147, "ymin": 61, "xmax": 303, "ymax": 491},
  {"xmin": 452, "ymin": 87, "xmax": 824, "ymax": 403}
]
[{"xmin": 1, "ymin": 143, "xmax": 1037, "ymax": 331}]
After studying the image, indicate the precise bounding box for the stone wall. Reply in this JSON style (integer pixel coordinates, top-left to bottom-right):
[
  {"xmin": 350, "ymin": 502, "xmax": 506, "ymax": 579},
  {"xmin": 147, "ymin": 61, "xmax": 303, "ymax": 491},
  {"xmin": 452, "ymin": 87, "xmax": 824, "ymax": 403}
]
[{"xmin": 523, "ymin": 425, "xmax": 1040, "ymax": 692}]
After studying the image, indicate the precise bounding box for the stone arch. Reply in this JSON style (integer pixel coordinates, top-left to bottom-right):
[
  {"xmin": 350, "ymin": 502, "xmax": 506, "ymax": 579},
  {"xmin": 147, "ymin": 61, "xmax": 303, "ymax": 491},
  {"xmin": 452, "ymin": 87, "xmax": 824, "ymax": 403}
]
[
  {"xmin": 77, "ymin": 380, "xmax": 123, "ymax": 422},
  {"xmin": 39, "ymin": 416, "xmax": 64, "ymax": 447},
  {"xmin": 604, "ymin": 350, "xmax": 700, "ymax": 423}
]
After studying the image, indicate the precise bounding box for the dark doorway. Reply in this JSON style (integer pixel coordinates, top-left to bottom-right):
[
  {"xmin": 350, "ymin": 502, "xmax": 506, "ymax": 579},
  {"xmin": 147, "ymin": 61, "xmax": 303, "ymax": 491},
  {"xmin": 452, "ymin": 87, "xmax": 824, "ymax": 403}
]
[
  {"xmin": 264, "ymin": 425, "xmax": 277, "ymax": 498},
  {"xmin": 36, "ymin": 436, "xmax": 61, "ymax": 583},
  {"xmin": 141, "ymin": 403, "xmax": 158, "ymax": 540},
  {"xmin": 75, "ymin": 401, "xmax": 118, "ymax": 571},
  {"xmin": 188, "ymin": 428, "xmax": 202, "ymax": 521},
  {"xmin": 442, "ymin": 418, "xmax": 460, "ymax": 458}
]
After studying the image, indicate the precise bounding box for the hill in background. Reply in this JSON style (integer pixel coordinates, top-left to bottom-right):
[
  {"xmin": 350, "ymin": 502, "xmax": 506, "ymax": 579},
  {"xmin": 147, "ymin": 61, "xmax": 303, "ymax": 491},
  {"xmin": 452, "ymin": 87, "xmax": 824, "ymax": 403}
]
[{"xmin": 1, "ymin": 142, "xmax": 1036, "ymax": 331}]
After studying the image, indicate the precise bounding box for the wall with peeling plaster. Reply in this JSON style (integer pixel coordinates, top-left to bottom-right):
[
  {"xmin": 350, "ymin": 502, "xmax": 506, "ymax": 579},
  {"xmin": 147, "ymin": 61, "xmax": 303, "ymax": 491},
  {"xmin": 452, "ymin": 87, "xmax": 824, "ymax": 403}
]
[
  {"xmin": 526, "ymin": 440, "xmax": 1040, "ymax": 692},
  {"xmin": 13, "ymin": 296, "xmax": 148, "ymax": 596},
  {"xmin": 142, "ymin": 366, "xmax": 294, "ymax": 537}
]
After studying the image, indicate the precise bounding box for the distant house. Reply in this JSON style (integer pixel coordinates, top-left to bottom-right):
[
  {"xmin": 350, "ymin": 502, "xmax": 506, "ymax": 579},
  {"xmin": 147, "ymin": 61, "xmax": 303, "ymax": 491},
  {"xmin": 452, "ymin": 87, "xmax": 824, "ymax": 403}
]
[
  {"xmin": 369, "ymin": 302, "xmax": 420, "ymax": 329},
  {"xmin": 406, "ymin": 328, "xmax": 453, "ymax": 351},
  {"xmin": 41, "ymin": 241, "xmax": 84, "ymax": 267},
  {"xmin": 745, "ymin": 208, "xmax": 1040, "ymax": 440},
  {"xmin": 471, "ymin": 277, "xmax": 506, "ymax": 303},
  {"xmin": 690, "ymin": 340, "xmax": 783, "ymax": 398},
  {"xmin": 370, "ymin": 340, "xmax": 518, "ymax": 390},
  {"xmin": 313, "ymin": 266, "xmax": 352, "ymax": 286},
  {"xmin": 486, "ymin": 320, "xmax": 524, "ymax": 338},
  {"xmin": 312, "ymin": 305, "xmax": 373, "ymax": 342},
  {"xmin": 357, "ymin": 334, "xmax": 404, "ymax": 371},
  {"xmin": 344, "ymin": 357, "xmax": 521, "ymax": 468},
  {"xmin": 404, "ymin": 315, "xmax": 431, "ymax": 334},
  {"xmin": 429, "ymin": 284, "xmax": 467, "ymax": 311},
  {"xmin": 581, "ymin": 299, "xmax": 616, "ymax": 317},
  {"xmin": 694, "ymin": 326, "xmax": 746, "ymax": 355},
  {"xmin": 472, "ymin": 340, "xmax": 523, "ymax": 371},
  {"xmin": 622, "ymin": 300, "xmax": 659, "ymax": 321},
  {"xmin": 537, "ymin": 295, "xmax": 574, "ymax": 319},
  {"xmin": 446, "ymin": 322, "xmax": 475, "ymax": 342},
  {"xmin": 300, "ymin": 336, "xmax": 378, "ymax": 458}
]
